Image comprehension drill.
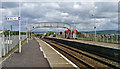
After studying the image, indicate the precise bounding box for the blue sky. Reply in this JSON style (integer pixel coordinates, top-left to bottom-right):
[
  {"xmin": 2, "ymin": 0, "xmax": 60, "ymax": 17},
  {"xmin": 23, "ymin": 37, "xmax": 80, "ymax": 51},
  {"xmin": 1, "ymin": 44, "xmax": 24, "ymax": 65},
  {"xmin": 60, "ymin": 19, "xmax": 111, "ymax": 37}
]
[{"xmin": 0, "ymin": 1, "xmax": 119, "ymax": 32}]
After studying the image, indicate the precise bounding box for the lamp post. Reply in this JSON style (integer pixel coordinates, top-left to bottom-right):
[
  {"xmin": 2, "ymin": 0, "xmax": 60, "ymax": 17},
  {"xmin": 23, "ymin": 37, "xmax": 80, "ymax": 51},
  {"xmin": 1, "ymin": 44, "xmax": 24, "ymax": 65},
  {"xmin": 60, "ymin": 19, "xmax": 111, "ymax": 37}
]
[
  {"xmin": 92, "ymin": 13, "xmax": 96, "ymax": 41},
  {"xmin": 73, "ymin": 2, "xmax": 79, "ymax": 39},
  {"xmin": 26, "ymin": 19, "xmax": 28, "ymax": 43},
  {"xmin": 31, "ymin": 31, "xmax": 32, "ymax": 38},
  {"xmin": 72, "ymin": 16, "xmax": 78, "ymax": 39},
  {"xmin": 18, "ymin": 1, "xmax": 21, "ymax": 53},
  {"xmin": 72, "ymin": 20, "xmax": 75, "ymax": 38},
  {"xmin": 92, "ymin": 7, "xmax": 97, "ymax": 42},
  {"xmin": 72, "ymin": 20, "xmax": 75, "ymax": 30},
  {"xmin": 61, "ymin": 12, "xmax": 69, "ymax": 38}
]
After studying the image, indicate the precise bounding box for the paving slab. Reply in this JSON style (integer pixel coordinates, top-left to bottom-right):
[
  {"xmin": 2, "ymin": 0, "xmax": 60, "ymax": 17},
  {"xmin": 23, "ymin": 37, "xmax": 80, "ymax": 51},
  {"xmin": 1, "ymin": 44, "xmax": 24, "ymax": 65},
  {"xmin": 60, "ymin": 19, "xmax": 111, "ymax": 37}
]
[
  {"xmin": 35, "ymin": 38, "xmax": 77, "ymax": 69},
  {"xmin": 2, "ymin": 38, "xmax": 51, "ymax": 69}
]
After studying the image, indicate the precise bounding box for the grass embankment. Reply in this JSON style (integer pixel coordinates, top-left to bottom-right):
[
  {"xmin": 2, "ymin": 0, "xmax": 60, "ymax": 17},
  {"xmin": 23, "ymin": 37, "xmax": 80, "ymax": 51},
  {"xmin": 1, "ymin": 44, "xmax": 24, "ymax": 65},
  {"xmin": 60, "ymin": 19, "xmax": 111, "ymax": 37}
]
[{"xmin": 2, "ymin": 39, "xmax": 26, "ymax": 61}]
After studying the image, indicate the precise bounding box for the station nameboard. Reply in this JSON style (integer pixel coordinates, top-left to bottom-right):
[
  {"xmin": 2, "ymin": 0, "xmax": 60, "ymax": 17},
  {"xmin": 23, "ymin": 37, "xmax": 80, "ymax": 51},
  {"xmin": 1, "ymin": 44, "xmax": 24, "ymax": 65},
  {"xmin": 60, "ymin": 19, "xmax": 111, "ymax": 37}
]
[{"xmin": 7, "ymin": 17, "xmax": 20, "ymax": 21}]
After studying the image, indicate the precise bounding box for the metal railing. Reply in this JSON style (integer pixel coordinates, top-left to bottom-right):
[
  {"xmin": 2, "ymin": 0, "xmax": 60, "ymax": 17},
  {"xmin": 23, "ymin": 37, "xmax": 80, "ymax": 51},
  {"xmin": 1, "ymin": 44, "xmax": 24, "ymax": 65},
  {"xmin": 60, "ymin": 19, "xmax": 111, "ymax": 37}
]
[
  {"xmin": 77, "ymin": 33, "xmax": 120, "ymax": 44},
  {"xmin": 0, "ymin": 35, "xmax": 26, "ymax": 57}
]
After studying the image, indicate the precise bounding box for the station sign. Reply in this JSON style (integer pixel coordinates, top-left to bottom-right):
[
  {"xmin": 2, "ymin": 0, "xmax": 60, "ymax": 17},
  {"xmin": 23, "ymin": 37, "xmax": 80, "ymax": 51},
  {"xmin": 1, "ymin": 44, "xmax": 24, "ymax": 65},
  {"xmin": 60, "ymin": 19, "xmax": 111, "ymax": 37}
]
[{"xmin": 7, "ymin": 17, "xmax": 20, "ymax": 21}]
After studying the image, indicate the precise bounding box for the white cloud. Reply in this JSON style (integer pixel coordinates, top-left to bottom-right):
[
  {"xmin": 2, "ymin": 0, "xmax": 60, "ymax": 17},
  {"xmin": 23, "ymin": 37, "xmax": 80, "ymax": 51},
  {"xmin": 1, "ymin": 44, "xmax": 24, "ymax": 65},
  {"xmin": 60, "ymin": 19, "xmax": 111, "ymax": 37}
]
[
  {"xmin": 41, "ymin": 3, "xmax": 60, "ymax": 9},
  {"xmin": 1, "ymin": 2, "xmax": 118, "ymax": 32}
]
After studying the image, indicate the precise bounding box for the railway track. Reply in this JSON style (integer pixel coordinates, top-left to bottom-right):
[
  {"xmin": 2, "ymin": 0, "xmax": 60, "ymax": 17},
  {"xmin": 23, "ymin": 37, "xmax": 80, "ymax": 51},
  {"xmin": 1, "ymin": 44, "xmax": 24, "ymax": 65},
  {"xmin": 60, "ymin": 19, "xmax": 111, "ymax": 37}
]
[{"xmin": 41, "ymin": 38, "xmax": 120, "ymax": 69}]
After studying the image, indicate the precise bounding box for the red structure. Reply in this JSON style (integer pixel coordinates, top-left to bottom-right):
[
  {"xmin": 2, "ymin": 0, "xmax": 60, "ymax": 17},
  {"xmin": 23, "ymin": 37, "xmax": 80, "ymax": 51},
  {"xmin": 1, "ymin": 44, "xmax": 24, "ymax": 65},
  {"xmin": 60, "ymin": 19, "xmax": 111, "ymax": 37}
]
[
  {"xmin": 64, "ymin": 29, "xmax": 78, "ymax": 39},
  {"xmin": 75, "ymin": 30, "xmax": 78, "ymax": 33},
  {"xmin": 65, "ymin": 30, "xmax": 71, "ymax": 39}
]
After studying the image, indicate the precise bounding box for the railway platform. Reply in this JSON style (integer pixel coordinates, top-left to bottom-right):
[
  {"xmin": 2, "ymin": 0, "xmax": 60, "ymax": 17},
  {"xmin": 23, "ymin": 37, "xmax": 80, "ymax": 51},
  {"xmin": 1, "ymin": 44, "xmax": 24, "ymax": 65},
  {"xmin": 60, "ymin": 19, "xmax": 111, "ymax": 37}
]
[
  {"xmin": 35, "ymin": 37, "xmax": 77, "ymax": 69},
  {"xmin": 2, "ymin": 38, "xmax": 50, "ymax": 69},
  {"xmin": 52, "ymin": 37, "xmax": 120, "ymax": 49},
  {"xmin": 1, "ymin": 37, "xmax": 77, "ymax": 69}
]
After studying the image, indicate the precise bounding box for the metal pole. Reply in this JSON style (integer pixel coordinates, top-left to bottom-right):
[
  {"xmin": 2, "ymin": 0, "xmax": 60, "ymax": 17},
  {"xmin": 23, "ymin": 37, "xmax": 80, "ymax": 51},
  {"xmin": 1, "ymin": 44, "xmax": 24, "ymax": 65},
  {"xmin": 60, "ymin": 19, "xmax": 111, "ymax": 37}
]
[
  {"xmin": 7, "ymin": 35, "xmax": 8, "ymax": 53},
  {"xmin": 8, "ymin": 30, "xmax": 11, "ymax": 50},
  {"xmin": 2, "ymin": 34, "xmax": 5, "ymax": 56},
  {"xmin": 0, "ymin": 36, "xmax": 2, "ymax": 58},
  {"xmin": 92, "ymin": 8, "xmax": 97, "ymax": 42},
  {"xmin": 11, "ymin": 25, "xmax": 13, "ymax": 44},
  {"xmin": 18, "ymin": 1, "xmax": 21, "ymax": 53},
  {"xmin": 92, "ymin": 13, "xmax": 96, "ymax": 41},
  {"xmin": 94, "ymin": 15, "xmax": 96, "ymax": 41},
  {"xmin": 9, "ymin": 30, "xmax": 10, "ymax": 41},
  {"xmin": 26, "ymin": 27, "xmax": 27, "ymax": 39},
  {"xmin": 29, "ymin": 31, "xmax": 30, "ymax": 39},
  {"xmin": 0, "ymin": 2, "xmax": 2, "ymax": 68},
  {"xmin": 31, "ymin": 31, "xmax": 32, "ymax": 38},
  {"xmin": 103, "ymin": 34, "xmax": 104, "ymax": 42},
  {"xmin": 0, "ymin": 2, "xmax": 3, "ymax": 57},
  {"xmin": 27, "ymin": 31, "xmax": 28, "ymax": 43},
  {"xmin": 26, "ymin": 20, "xmax": 28, "ymax": 43}
]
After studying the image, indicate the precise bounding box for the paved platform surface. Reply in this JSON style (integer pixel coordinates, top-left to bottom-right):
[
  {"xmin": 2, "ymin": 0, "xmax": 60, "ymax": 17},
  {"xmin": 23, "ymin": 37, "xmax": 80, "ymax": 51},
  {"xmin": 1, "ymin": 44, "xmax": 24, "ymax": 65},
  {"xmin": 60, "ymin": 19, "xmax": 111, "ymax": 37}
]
[
  {"xmin": 51, "ymin": 37, "xmax": 120, "ymax": 49},
  {"xmin": 2, "ymin": 38, "xmax": 51, "ymax": 68},
  {"xmin": 35, "ymin": 38, "xmax": 76, "ymax": 69}
]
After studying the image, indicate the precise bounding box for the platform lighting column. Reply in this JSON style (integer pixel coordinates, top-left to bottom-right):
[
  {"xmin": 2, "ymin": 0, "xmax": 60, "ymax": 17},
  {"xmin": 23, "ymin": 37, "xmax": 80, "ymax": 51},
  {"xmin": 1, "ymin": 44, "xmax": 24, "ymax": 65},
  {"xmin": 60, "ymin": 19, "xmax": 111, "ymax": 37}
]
[
  {"xmin": 61, "ymin": 12, "xmax": 69, "ymax": 38},
  {"xmin": 92, "ymin": 12, "xmax": 96, "ymax": 41},
  {"xmin": 31, "ymin": 31, "xmax": 32, "ymax": 38},
  {"xmin": 61, "ymin": 14, "xmax": 65, "ymax": 38},
  {"xmin": 0, "ymin": 40, "xmax": 1, "ymax": 57},
  {"xmin": 2, "ymin": 10, "xmax": 6, "ymax": 56},
  {"xmin": 18, "ymin": 1, "xmax": 21, "ymax": 53},
  {"xmin": 72, "ymin": 20, "xmax": 75, "ymax": 38},
  {"xmin": 95, "ymin": 7, "xmax": 97, "ymax": 41},
  {"xmin": 94, "ymin": 17, "xmax": 96, "ymax": 42},
  {"xmin": 26, "ymin": 30, "xmax": 28, "ymax": 43},
  {"xmin": 0, "ymin": 1, "xmax": 2, "ymax": 58},
  {"xmin": 9, "ymin": 30, "xmax": 10, "ymax": 41},
  {"xmin": 29, "ymin": 31, "xmax": 30, "ymax": 39},
  {"xmin": 26, "ymin": 19, "xmax": 28, "ymax": 43}
]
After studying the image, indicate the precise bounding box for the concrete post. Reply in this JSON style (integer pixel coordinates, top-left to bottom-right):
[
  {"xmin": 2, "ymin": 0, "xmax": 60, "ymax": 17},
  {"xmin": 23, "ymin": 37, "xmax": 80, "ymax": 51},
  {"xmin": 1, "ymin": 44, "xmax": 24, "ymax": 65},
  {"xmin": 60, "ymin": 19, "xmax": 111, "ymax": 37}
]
[
  {"xmin": 107, "ymin": 36, "xmax": 108, "ymax": 43},
  {"xmin": 7, "ymin": 35, "xmax": 8, "ymax": 53},
  {"xmin": 31, "ymin": 31, "xmax": 32, "ymax": 38},
  {"xmin": 9, "ymin": 30, "xmax": 10, "ymax": 40},
  {"xmin": 2, "ymin": 35, "xmax": 5, "ymax": 56},
  {"xmin": 117, "ymin": 34, "xmax": 118, "ymax": 43},
  {"xmin": 26, "ymin": 30, "xmax": 27, "ymax": 39},
  {"xmin": 29, "ymin": 31, "xmax": 30, "ymax": 40},
  {"xmin": 103, "ymin": 35, "xmax": 104, "ymax": 42},
  {"xmin": 26, "ymin": 31, "xmax": 28, "ymax": 43},
  {"xmin": 112, "ymin": 35, "xmax": 113, "ymax": 43},
  {"xmin": 0, "ymin": 37, "xmax": 2, "ymax": 58}
]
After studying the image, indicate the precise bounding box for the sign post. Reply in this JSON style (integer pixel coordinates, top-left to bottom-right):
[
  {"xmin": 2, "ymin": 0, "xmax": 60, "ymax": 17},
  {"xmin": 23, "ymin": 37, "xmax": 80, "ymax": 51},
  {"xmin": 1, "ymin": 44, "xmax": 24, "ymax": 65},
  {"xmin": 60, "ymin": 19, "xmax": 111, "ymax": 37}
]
[
  {"xmin": 7, "ymin": 2, "xmax": 21, "ymax": 53},
  {"xmin": 7, "ymin": 16, "xmax": 21, "ymax": 53}
]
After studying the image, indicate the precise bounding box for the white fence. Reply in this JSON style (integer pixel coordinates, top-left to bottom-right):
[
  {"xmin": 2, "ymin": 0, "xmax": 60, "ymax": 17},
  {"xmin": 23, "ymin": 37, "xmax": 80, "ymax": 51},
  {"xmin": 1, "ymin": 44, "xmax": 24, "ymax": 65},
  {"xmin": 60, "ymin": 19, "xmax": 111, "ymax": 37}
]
[{"xmin": 0, "ymin": 35, "xmax": 26, "ymax": 57}]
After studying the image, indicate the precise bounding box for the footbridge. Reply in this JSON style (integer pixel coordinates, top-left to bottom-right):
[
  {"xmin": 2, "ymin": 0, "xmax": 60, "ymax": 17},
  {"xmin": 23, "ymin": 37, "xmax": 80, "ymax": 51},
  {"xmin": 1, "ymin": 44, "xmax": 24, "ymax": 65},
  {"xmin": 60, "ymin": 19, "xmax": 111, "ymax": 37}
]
[{"xmin": 27, "ymin": 22, "xmax": 72, "ymax": 32}]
